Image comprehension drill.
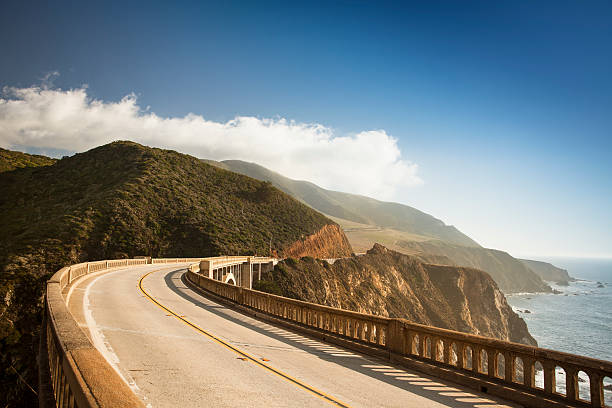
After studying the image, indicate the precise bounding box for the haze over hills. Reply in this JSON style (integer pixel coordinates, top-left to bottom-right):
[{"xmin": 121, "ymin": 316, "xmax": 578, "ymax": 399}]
[
  {"xmin": 207, "ymin": 159, "xmax": 558, "ymax": 293},
  {"xmin": 206, "ymin": 159, "xmax": 479, "ymax": 247},
  {"xmin": 518, "ymin": 259, "xmax": 573, "ymax": 286}
]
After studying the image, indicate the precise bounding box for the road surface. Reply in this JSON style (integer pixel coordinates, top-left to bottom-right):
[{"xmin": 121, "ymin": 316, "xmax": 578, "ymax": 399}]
[{"xmin": 67, "ymin": 264, "xmax": 520, "ymax": 408}]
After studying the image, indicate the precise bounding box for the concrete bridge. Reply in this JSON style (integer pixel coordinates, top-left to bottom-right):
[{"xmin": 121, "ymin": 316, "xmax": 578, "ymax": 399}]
[{"xmin": 40, "ymin": 257, "xmax": 612, "ymax": 408}]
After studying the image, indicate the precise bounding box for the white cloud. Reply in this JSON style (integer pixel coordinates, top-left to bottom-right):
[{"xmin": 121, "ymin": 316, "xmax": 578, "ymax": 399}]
[{"xmin": 0, "ymin": 85, "xmax": 422, "ymax": 199}]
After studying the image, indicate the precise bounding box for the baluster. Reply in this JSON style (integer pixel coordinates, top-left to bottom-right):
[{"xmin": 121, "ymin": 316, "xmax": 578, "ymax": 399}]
[
  {"xmin": 565, "ymin": 367, "xmax": 578, "ymax": 402},
  {"xmin": 589, "ymin": 372, "xmax": 604, "ymax": 408},
  {"xmin": 473, "ymin": 345, "xmax": 481, "ymax": 374},
  {"xmin": 443, "ymin": 339, "xmax": 451, "ymax": 364},
  {"xmin": 523, "ymin": 357, "xmax": 535, "ymax": 387},
  {"xmin": 488, "ymin": 349, "xmax": 497, "ymax": 377},
  {"xmin": 420, "ymin": 335, "xmax": 427, "ymax": 358},
  {"xmin": 504, "ymin": 351, "xmax": 514, "ymax": 382},
  {"xmin": 543, "ymin": 361, "xmax": 555, "ymax": 394},
  {"xmin": 456, "ymin": 342, "xmax": 465, "ymax": 369}
]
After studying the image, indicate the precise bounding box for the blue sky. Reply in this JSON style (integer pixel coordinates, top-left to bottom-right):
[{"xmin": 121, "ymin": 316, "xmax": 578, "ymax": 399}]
[{"xmin": 1, "ymin": 0, "xmax": 611, "ymax": 257}]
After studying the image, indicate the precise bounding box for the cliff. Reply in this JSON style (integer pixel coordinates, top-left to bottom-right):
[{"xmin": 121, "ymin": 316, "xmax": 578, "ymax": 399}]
[
  {"xmin": 519, "ymin": 259, "xmax": 573, "ymax": 286},
  {"xmin": 255, "ymin": 244, "xmax": 536, "ymax": 346},
  {"xmin": 282, "ymin": 224, "xmax": 352, "ymax": 259},
  {"xmin": 398, "ymin": 240, "xmax": 552, "ymax": 294}
]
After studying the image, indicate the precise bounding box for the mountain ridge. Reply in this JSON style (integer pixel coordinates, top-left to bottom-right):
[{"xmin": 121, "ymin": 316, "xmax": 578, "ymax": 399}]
[
  {"xmin": 205, "ymin": 159, "xmax": 480, "ymax": 247},
  {"xmin": 208, "ymin": 158, "xmax": 555, "ymax": 293}
]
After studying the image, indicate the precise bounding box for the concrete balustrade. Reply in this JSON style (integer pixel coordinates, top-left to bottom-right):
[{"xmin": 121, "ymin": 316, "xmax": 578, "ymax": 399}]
[
  {"xmin": 41, "ymin": 255, "xmax": 275, "ymax": 407},
  {"xmin": 42, "ymin": 256, "xmax": 611, "ymax": 408},
  {"xmin": 43, "ymin": 258, "xmax": 156, "ymax": 408},
  {"xmin": 185, "ymin": 267, "xmax": 612, "ymax": 408}
]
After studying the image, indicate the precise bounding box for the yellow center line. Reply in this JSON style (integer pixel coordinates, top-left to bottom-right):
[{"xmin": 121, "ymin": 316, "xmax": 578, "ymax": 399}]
[{"xmin": 138, "ymin": 268, "xmax": 352, "ymax": 408}]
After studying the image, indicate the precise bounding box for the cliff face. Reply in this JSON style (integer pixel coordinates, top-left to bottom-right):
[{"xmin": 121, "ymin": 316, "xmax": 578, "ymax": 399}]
[
  {"xmin": 519, "ymin": 259, "xmax": 572, "ymax": 286},
  {"xmin": 256, "ymin": 244, "xmax": 536, "ymax": 346},
  {"xmin": 282, "ymin": 224, "xmax": 353, "ymax": 259},
  {"xmin": 398, "ymin": 240, "xmax": 552, "ymax": 294}
]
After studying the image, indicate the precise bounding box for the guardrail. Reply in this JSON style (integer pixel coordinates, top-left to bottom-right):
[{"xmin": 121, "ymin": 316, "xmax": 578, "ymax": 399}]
[
  {"xmin": 42, "ymin": 257, "xmax": 212, "ymax": 407},
  {"xmin": 185, "ymin": 269, "xmax": 612, "ymax": 408}
]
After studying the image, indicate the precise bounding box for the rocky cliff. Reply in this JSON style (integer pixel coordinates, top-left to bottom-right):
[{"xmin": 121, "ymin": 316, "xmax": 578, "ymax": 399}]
[
  {"xmin": 519, "ymin": 259, "xmax": 572, "ymax": 286},
  {"xmin": 282, "ymin": 224, "xmax": 352, "ymax": 259},
  {"xmin": 255, "ymin": 244, "xmax": 536, "ymax": 345},
  {"xmin": 398, "ymin": 240, "xmax": 552, "ymax": 293}
]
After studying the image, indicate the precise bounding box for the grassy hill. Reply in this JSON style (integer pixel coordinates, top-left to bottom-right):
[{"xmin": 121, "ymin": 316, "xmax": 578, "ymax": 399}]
[
  {"xmin": 0, "ymin": 142, "xmax": 349, "ymax": 406},
  {"xmin": 206, "ymin": 159, "xmax": 480, "ymax": 247},
  {"xmin": 0, "ymin": 147, "xmax": 56, "ymax": 173}
]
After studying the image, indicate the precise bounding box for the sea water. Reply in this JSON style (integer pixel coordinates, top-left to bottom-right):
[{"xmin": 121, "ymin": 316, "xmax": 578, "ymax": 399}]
[{"xmin": 506, "ymin": 257, "xmax": 612, "ymax": 404}]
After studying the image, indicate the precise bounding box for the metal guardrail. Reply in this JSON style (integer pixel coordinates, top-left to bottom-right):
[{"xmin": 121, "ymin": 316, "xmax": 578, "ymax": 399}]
[{"xmin": 185, "ymin": 269, "xmax": 612, "ymax": 408}]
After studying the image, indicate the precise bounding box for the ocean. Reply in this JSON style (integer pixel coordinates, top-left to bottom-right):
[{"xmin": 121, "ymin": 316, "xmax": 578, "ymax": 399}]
[{"xmin": 506, "ymin": 257, "xmax": 612, "ymax": 403}]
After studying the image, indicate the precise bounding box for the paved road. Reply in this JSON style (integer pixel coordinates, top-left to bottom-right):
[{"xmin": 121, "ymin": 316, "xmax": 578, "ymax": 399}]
[{"xmin": 67, "ymin": 264, "xmax": 521, "ymax": 408}]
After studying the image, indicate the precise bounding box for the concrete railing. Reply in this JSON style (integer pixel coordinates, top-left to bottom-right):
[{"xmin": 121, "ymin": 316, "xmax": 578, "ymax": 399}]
[
  {"xmin": 185, "ymin": 269, "xmax": 612, "ymax": 408},
  {"xmin": 42, "ymin": 257, "xmax": 213, "ymax": 407},
  {"xmin": 41, "ymin": 255, "xmax": 278, "ymax": 407},
  {"xmin": 42, "ymin": 256, "xmax": 611, "ymax": 408}
]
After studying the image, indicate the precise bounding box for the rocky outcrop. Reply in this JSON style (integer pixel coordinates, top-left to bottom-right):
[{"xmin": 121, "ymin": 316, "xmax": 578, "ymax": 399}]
[
  {"xmin": 282, "ymin": 224, "xmax": 353, "ymax": 259},
  {"xmin": 257, "ymin": 244, "xmax": 536, "ymax": 346},
  {"xmin": 398, "ymin": 240, "xmax": 552, "ymax": 293},
  {"xmin": 519, "ymin": 259, "xmax": 572, "ymax": 286}
]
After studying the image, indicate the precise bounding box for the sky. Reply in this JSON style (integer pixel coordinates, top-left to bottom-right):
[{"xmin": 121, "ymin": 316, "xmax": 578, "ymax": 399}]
[{"xmin": 1, "ymin": 0, "xmax": 611, "ymax": 258}]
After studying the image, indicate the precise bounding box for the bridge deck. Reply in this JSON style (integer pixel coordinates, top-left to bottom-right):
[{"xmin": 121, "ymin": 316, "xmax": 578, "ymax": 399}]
[{"xmin": 67, "ymin": 263, "xmax": 520, "ymax": 408}]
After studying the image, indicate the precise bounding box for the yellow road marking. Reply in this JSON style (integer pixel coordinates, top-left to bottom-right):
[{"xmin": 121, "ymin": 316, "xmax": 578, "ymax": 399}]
[{"xmin": 138, "ymin": 268, "xmax": 351, "ymax": 408}]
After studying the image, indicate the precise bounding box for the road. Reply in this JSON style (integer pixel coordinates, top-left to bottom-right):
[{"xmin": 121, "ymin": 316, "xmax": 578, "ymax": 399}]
[{"xmin": 67, "ymin": 264, "xmax": 520, "ymax": 408}]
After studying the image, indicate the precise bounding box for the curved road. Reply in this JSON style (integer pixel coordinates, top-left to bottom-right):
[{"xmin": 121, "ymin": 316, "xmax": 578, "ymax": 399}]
[{"xmin": 67, "ymin": 264, "xmax": 520, "ymax": 408}]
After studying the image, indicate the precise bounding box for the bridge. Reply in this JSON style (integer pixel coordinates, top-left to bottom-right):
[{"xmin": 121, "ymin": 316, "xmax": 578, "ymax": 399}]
[{"xmin": 40, "ymin": 257, "xmax": 612, "ymax": 407}]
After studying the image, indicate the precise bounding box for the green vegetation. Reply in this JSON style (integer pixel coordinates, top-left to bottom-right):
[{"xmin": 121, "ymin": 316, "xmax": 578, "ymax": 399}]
[
  {"xmin": 0, "ymin": 147, "xmax": 56, "ymax": 173},
  {"xmin": 0, "ymin": 141, "xmax": 335, "ymax": 406}
]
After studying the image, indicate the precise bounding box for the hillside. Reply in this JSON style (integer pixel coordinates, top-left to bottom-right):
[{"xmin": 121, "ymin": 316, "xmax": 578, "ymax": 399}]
[
  {"xmin": 206, "ymin": 158, "xmax": 556, "ymax": 294},
  {"xmin": 0, "ymin": 147, "xmax": 56, "ymax": 173},
  {"xmin": 205, "ymin": 159, "xmax": 480, "ymax": 247},
  {"xmin": 255, "ymin": 244, "xmax": 536, "ymax": 346},
  {"xmin": 398, "ymin": 240, "xmax": 552, "ymax": 293},
  {"xmin": 0, "ymin": 142, "xmax": 351, "ymax": 405},
  {"xmin": 519, "ymin": 259, "xmax": 573, "ymax": 285}
]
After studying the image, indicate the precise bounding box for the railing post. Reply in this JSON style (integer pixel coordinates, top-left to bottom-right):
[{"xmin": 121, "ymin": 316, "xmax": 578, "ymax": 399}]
[
  {"xmin": 443, "ymin": 339, "xmax": 451, "ymax": 365},
  {"xmin": 543, "ymin": 361, "xmax": 556, "ymax": 394},
  {"xmin": 387, "ymin": 320, "xmax": 405, "ymax": 355},
  {"xmin": 488, "ymin": 349, "xmax": 497, "ymax": 377},
  {"xmin": 523, "ymin": 357, "xmax": 535, "ymax": 388},
  {"xmin": 420, "ymin": 335, "xmax": 427, "ymax": 358},
  {"xmin": 566, "ymin": 367, "xmax": 578, "ymax": 402},
  {"xmin": 473, "ymin": 345, "xmax": 482, "ymax": 374},
  {"xmin": 590, "ymin": 372, "xmax": 604, "ymax": 407},
  {"xmin": 505, "ymin": 352, "xmax": 514, "ymax": 382}
]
